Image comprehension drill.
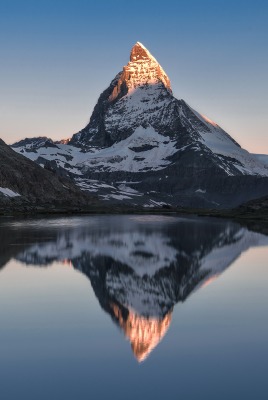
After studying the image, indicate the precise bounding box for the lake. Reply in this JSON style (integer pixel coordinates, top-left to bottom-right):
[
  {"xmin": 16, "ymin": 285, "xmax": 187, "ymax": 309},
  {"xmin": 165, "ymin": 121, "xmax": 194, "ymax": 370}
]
[{"xmin": 0, "ymin": 214, "xmax": 268, "ymax": 400}]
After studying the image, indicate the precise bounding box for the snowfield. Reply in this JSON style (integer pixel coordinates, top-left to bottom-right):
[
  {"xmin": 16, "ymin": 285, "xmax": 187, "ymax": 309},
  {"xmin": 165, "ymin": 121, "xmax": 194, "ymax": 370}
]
[{"xmin": 14, "ymin": 126, "xmax": 177, "ymax": 173}]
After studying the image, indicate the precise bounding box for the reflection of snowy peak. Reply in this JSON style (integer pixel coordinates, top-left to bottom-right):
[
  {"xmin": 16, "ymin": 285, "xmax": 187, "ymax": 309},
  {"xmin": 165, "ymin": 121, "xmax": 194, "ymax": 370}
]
[
  {"xmin": 12, "ymin": 215, "xmax": 268, "ymax": 361},
  {"xmin": 16, "ymin": 230, "xmax": 177, "ymax": 276},
  {"xmin": 110, "ymin": 303, "xmax": 172, "ymax": 362},
  {"xmin": 15, "ymin": 218, "xmax": 268, "ymax": 316},
  {"xmin": 12, "ymin": 42, "xmax": 268, "ymax": 208}
]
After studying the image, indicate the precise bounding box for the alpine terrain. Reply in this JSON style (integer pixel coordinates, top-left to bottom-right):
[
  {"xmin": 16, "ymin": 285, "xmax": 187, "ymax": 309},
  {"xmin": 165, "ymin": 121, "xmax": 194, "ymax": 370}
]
[
  {"xmin": 0, "ymin": 138, "xmax": 96, "ymax": 213},
  {"xmin": 12, "ymin": 42, "xmax": 268, "ymax": 209}
]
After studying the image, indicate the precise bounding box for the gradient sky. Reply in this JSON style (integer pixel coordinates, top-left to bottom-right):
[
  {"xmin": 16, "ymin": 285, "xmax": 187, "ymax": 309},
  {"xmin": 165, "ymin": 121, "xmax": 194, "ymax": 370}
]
[{"xmin": 0, "ymin": 0, "xmax": 267, "ymax": 153}]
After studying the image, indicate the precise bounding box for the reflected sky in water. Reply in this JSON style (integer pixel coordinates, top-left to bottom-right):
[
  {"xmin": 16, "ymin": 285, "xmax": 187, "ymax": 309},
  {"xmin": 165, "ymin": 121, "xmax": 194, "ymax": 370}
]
[{"xmin": 0, "ymin": 215, "xmax": 268, "ymax": 400}]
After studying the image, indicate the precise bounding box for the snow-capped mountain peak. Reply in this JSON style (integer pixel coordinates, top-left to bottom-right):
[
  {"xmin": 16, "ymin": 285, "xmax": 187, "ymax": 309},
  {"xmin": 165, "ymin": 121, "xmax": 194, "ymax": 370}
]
[
  {"xmin": 11, "ymin": 41, "xmax": 268, "ymax": 208},
  {"xmin": 130, "ymin": 41, "xmax": 154, "ymax": 61},
  {"xmin": 109, "ymin": 42, "xmax": 172, "ymax": 103}
]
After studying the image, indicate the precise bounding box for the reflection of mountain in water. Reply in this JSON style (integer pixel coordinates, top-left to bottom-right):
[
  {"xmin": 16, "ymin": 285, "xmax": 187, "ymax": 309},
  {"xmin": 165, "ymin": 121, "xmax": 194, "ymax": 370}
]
[
  {"xmin": 2, "ymin": 215, "xmax": 268, "ymax": 361},
  {"xmin": 110, "ymin": 303, "xmax": 172, "ymax": 362}
]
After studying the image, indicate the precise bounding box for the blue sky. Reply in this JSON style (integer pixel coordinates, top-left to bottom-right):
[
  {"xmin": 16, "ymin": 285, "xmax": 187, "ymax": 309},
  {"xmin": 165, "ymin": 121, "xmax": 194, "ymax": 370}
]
[{"xmin": 0, "ymin": 0, "xmax": 268, "ymax": 152}]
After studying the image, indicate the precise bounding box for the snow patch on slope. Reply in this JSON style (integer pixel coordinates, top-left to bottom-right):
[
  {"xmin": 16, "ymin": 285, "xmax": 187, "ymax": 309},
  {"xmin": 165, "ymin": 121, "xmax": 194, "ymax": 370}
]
[
  {"xmin": 254, "ymin": 154, "xmax": 268, "ymax": 166},
  {"xmin": 13, "ymin": 143, "xmax": 88, "ymax": 175},
  {"xmin": 0, "ymin": 187, "xmax": 21, "ymax": 197},
  {"xmin": 190, "ymin": 106, "xmax": 268, "ymax": 176},
  {"xmin": 105, "ymin": 84, "xmax": 174, "ymax": 134},
  {"xmin": 79, "ymin": 126, "xmax": 177, "ymax": 172},
  {"xmin": 13, "ymin": 126, "xmax": 177, "ymax": 174}
]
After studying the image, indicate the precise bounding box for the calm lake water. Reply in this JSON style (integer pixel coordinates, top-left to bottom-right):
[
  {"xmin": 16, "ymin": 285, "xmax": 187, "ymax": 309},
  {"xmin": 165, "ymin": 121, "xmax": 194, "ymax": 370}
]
[{"xmin": 0, "ymin": 214, "xmax": 268, "ymax": 400}]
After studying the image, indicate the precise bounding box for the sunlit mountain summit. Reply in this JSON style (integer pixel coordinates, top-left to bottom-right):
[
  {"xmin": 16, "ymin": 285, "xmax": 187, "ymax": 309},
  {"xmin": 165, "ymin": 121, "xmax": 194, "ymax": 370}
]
[
  {"xmin": 12, "ymin": 41, "xmax": 268, "ymax": 209},
  {"xmin": 2, "ymin": 215, "xmax": 268, "ymax": 361}
]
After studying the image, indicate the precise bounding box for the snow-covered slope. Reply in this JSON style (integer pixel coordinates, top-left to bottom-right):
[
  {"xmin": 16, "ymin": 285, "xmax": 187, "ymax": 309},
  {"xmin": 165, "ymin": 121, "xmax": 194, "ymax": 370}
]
[
  {"xmin": 188, "ymin": 105, "xmax": 268, "ymax": 176},
  {"xmin": 254, "ymin": 154, "xmax": 268, "ymax": 167},
  {"xmin": 12, "ymin": 42, "xmax": 268, "ymax": 208}
]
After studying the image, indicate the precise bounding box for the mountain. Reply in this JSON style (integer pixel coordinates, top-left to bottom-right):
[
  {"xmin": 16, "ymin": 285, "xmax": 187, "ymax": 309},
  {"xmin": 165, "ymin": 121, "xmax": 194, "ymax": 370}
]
[
  {"xmin": 3, "ymin": 214, "xmax": 267, "ymax": 361},
  {"xmin": 12, "ymin": 42, "xmax": 268, "ymax": 209},
  {"xmin": 230, "ymin": 194, "xmax": 268, "ymax": 220},
  {"xmin": 254, "ymin": 154, "xmax": 268, "ymax": 167},
  {"xmin": 12, "ymin": 136, "xmax": 54, "ymax": 150},
  {"xmin": 0, "ymin": 138, "xmax": 96, "ymax": 213}
]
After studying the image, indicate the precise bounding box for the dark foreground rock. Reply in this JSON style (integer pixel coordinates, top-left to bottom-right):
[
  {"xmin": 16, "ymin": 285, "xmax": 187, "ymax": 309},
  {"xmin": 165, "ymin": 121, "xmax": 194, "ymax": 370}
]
[{"xmin": 0, "ymin": 138, "xmax": 100, "ymax": 213}]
